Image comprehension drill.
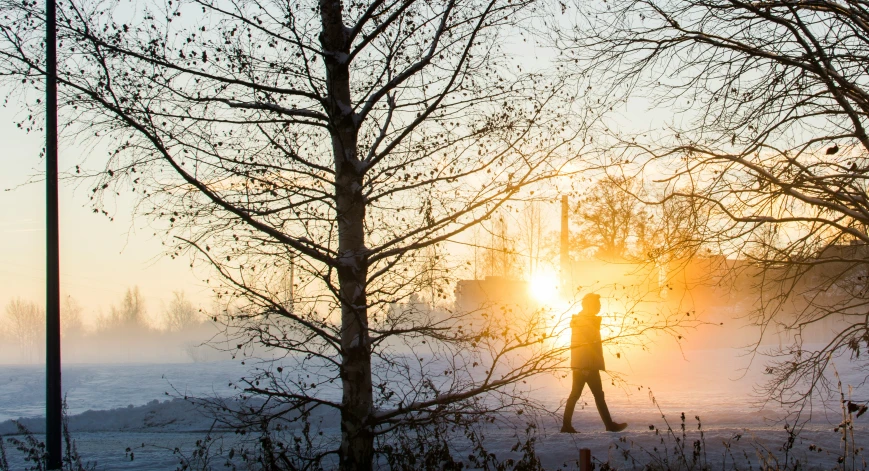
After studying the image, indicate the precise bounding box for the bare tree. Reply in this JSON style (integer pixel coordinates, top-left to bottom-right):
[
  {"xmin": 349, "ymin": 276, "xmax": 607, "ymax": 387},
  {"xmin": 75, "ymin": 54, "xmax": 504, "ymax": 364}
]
[
  {"xmin": 163, "ymin": 291, "xmax": 201, "ymax": 332},
  {"xmin": 0, "ymin": 0, "xmax": 593, "ymax": 468},
  {"xmin": 3, "ymin": 298, "xmax": 44, "ymax": 363},
  {"xmin": 570, "ymin": 175, "xmax": 649, "ymax": 261},
  {"xmin": 97, "ymin": 286, "xmax": 149, "ymax": 331},
  {"xmin": 62, "ymin": 296, "xmax": 85, "ymax": 338},
  {"xmin": 517, "ymin": 200, "xmax": 549, "ymax": 277},
  {"xmin": 563, "ymin": 0, "xmax": 869, "ymax": 408},
  {"xmin": 481, "ymin": 210, "xmax": 521, "ymax": 278}
]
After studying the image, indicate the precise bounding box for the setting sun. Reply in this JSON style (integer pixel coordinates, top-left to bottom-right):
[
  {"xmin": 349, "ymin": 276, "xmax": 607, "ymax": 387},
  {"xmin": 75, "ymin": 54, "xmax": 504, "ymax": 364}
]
[{"xmin": 528, "ymin": 271, "xmax": 559, "ymax": 305}]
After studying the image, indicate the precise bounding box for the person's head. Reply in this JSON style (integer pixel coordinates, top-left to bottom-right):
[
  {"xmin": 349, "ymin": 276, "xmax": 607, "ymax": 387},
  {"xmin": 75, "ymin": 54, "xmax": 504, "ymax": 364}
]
[{"xmin": 581, "ymin": 293, "xmax": 601, "ymax": 314}]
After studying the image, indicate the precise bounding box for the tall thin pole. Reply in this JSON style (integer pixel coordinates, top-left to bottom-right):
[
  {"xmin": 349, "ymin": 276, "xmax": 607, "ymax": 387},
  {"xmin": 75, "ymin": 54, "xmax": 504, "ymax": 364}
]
[
  {"xmin": 560, "ymin": 195, "xmax": 570, "ymax": 291},
  {"xmin": 45, "ymin": 0, "xmax": 62, "ymax": 465},
  {"xmin": 290, "ymin": 255, "xmax": 295, "ymax": 310}
]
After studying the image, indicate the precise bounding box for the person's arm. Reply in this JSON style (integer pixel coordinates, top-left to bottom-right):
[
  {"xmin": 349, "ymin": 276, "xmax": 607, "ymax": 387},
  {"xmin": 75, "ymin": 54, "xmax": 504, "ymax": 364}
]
[
  {"xmin": 570, "ymin": 313, "xmax": 584, "ymax": 330},
  {"xmin": 591, "ymin": 315, "xmax": 603, "ymax": 345}
]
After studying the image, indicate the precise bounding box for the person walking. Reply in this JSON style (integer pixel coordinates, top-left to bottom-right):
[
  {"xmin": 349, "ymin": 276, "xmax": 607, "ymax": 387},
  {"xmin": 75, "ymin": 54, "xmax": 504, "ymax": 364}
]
[{"xmin": 561, "ymin": 293, "xmax": 628, "ymax": 433}]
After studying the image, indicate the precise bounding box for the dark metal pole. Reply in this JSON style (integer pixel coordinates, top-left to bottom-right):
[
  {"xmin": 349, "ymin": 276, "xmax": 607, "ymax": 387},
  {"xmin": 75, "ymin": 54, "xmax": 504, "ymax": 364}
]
[{"xmin": 45, "ymin": 0, "xmax": 62, "ymax": 464}]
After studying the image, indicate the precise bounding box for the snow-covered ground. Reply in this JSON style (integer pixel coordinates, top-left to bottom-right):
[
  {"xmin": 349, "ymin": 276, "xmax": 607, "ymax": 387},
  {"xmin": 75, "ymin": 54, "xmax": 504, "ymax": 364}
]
[{"xmin": 1, "ymin": 348, "xmax": 866, "ymax": 470}]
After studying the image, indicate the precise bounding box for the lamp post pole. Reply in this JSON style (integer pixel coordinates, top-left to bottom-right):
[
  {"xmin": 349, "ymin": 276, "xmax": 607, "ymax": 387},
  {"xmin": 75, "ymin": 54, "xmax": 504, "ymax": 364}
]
[{"xmin": 45, "ymin": 0, "xmax": 62, "ymax": 465}]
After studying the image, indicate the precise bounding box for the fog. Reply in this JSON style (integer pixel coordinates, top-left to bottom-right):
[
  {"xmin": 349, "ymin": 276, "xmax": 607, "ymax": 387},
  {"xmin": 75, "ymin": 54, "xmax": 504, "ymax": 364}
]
[
  {"xmin": 1, "ymin": 258, "xmax": 843, "ymax": 368},
  {"xmin": 2, "ymin": 256, "xmax": 865, "ymax": 469},
  {"xmin": 0, "ymin": 287, "xmax": 230, "ymax": 364}
]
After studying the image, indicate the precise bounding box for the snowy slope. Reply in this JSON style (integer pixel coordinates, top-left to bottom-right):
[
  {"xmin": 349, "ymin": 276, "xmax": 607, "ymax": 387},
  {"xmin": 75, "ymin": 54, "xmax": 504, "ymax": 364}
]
[{"xmin": 0, "ymin": 348, "xmax": 866, "ymax": 470}]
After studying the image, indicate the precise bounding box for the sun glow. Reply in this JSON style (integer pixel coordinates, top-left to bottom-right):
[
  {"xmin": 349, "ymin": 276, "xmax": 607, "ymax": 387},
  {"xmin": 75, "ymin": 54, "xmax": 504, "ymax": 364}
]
[{"xmin": 528, "ymin": 270, "xmax": 559, "ymax": 305}]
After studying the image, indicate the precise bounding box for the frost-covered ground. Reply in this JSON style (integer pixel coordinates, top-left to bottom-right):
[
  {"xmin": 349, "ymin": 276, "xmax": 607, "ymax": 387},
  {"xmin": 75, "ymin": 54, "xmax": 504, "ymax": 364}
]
[{"xmin": 1, "ymin": 348, "xmax": 866, "ymax": 470}]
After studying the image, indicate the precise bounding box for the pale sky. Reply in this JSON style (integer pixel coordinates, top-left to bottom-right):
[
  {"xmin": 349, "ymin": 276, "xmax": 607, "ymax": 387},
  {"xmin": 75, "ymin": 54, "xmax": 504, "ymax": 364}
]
[{"xmin": 0, "ymin": 96, "xmax": 211, "ymax": 327}]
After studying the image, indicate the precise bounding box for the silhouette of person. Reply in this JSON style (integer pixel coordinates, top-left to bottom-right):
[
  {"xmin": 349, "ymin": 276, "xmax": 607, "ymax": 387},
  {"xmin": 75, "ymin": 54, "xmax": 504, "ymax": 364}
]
[{"xmin": 561, "ymin": 293, "xmax": 628, "ymax": 433}]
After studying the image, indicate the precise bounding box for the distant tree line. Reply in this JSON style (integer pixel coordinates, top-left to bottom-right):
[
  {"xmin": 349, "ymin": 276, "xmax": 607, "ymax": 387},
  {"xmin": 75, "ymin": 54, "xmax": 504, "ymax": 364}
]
[{"xmin": 0, "ymin": 287, "xmax": 213, "ymax": 364}]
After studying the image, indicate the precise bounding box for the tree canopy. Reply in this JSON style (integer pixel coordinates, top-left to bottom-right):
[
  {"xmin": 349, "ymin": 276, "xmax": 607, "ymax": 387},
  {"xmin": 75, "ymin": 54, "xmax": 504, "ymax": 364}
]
[{"xmin": 564, "ymin": 0, "xmax": 869, "ymax": 409}]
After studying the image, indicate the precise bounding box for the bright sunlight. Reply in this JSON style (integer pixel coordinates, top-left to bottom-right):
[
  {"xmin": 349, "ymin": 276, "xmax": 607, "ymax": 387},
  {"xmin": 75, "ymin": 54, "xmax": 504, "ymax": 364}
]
[{"xmin": 528, "ymin": 270, "xmax": 559, "ymax": 305}]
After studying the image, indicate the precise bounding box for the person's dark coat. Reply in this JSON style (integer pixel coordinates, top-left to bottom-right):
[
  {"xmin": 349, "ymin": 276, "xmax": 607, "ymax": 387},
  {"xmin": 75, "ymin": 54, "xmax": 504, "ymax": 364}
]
[{"xmin": 570, "ymin": 312, "xmax": 605, "ymax": 371}]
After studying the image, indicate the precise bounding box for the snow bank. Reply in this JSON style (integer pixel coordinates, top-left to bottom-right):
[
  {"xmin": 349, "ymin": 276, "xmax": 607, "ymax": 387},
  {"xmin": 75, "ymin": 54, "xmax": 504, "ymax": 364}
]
[
  {"xmin": 0, "ymin": 398, "xmax": 215, "ymax": 434},
  {"xmin": 0, "ymin": 395, "xmax": 344, "ymax": 436}
]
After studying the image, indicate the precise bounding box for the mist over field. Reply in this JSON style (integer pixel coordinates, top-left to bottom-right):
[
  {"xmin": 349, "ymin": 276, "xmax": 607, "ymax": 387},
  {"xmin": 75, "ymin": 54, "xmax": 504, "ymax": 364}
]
[
  {"xmin": 3, "ymin": 259, "xmax": 867, "ymax": 469},
  {"xmin": 0, "ymin": 289, "xmax": 229, "ymax": 365},
  {"xmin": 3, "ymin": 217, "xmax": 868, "ymax": 470}
]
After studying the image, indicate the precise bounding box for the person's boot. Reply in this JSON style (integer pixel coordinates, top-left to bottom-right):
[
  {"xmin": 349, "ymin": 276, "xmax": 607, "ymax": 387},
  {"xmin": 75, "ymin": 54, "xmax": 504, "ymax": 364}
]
[
  {"xmin": 596, "ymin": 400, "xmax": 628, "ymax": 432},
  {"xmin": 605, "ymin": 422, "xmax": 628, "ymax": 432},
  {"xmin": 560, "ymin": 423, "xmax": 579, "ymax": 433},
  {"xmin": 562, "ymin": 397, "xmax": 579, "ymax": 433}
]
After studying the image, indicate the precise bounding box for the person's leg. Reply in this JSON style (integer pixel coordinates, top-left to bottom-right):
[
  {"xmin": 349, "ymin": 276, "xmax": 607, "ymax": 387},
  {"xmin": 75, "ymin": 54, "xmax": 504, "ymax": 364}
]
[
  {"xmin": 586, "ymin": 370, "xmax": 627, "ymax": 432},
  {"xmin": 561, "ymin": 369, "xmax": 586, "ymax": 432}
]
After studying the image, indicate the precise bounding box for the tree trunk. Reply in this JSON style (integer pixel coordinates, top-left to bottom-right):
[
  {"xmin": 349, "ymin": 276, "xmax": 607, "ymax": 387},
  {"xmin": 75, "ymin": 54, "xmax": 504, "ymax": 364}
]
[
  {"xmin": 319, "ymin": 1, "xmax": 373, "ymax": 470},
  {"xmin": 334, "ymin": 127, "xmax": 374, "ymax": 471}
]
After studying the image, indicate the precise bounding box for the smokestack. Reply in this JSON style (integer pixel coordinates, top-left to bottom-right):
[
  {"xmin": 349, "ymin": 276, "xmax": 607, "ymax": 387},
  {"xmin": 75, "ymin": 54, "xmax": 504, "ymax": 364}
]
[{"xmin": 561, "ymin": 195, "xmax": 569, "ymax": 291}]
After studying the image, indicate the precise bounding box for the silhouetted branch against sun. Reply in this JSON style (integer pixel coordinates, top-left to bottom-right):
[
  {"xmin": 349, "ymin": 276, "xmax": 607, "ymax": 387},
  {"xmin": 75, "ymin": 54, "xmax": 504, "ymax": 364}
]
[{"xmin": 561, "ymin": 0, "xmax": 869, "ymax": 412}]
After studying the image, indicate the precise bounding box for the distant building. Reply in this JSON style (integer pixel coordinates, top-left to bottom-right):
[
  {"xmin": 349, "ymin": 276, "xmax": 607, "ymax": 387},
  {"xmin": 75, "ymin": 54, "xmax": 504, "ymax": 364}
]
[{"xmin": 453, "ymin": 276, "xmax": 531, "ymax": 314}]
